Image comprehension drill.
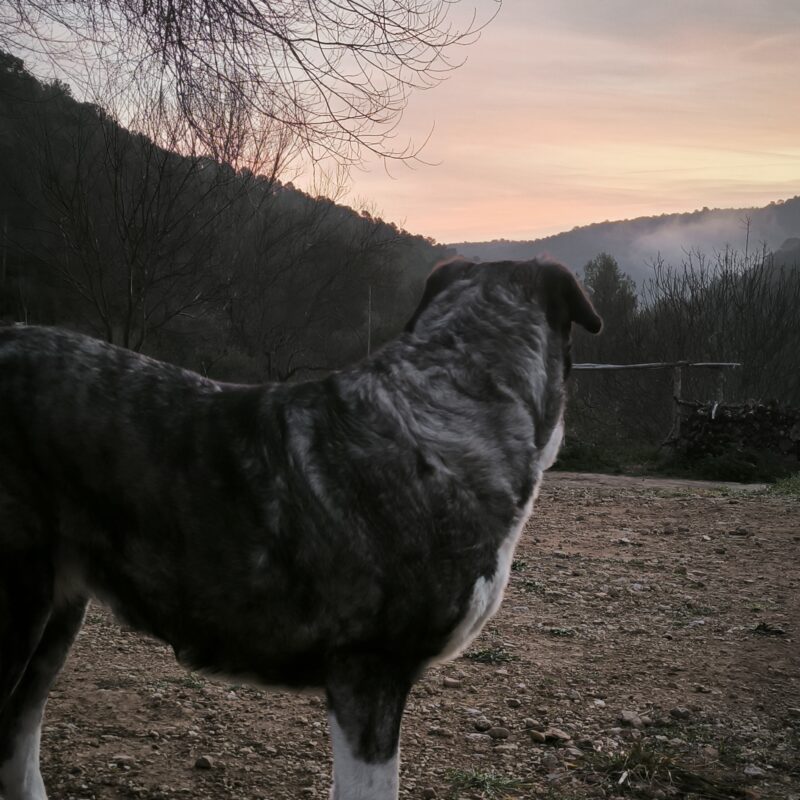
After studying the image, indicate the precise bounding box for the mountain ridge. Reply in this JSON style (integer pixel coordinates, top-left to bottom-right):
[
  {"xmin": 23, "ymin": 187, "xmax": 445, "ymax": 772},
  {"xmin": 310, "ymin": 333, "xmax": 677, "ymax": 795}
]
[{"xmin": 449, "ymin": 197, "xmax": 800, "ymax": 282}]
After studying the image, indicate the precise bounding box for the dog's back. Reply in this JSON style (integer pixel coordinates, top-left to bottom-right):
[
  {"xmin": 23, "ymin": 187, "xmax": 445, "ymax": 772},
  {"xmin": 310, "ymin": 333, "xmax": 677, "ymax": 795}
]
[{"xmin": 0, "ymin": 326, "xmax": 516, "ymax": 683}]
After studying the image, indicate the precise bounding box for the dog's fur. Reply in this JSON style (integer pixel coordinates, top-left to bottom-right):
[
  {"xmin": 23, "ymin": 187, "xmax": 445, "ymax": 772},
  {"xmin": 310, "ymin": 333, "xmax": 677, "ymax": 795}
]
[{"xmin": 0, "ymin": 258, "xmax": 601, "ymax": 800}]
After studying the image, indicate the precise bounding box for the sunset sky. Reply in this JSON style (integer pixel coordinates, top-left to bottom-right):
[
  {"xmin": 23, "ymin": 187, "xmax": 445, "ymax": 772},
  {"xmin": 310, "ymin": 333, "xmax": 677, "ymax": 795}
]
[{"xmin": 342, "ymin": 0, "xmax": 800, "ymax": 244}]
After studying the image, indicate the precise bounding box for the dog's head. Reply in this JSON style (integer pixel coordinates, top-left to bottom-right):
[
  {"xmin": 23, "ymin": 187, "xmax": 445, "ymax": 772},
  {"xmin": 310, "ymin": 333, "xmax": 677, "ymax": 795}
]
[
  {"xmin": 405, "ymin": 257, "xmax": 602, "ymax": 378},
  {"xmin": 405, "ymin": 258, "xmax": 601, "ymax": 467},
  {"xmin": 404, "ymin": 257, "xmax": 601, "ymax": 469}
]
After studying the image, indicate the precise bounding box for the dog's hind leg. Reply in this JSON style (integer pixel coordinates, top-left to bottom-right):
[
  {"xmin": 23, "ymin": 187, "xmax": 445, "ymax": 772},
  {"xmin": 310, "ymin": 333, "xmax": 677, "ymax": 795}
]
[
  {"xmin": 0, "ymin": 558, "xmax": 86, "ymax": 800},
  {"xmin": 0, "ymin": 548, "xmax": 52, "ymax": 800},
  {"xmin": 325, "ymin": 655, "xmax": 413, "ymax": 800}
]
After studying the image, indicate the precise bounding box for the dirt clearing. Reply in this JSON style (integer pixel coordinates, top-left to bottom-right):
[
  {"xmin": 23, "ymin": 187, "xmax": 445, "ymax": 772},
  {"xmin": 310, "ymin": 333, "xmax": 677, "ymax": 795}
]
[{"xmin": 41, "ymin": 474, "xmax": 799, "ymax": 799}]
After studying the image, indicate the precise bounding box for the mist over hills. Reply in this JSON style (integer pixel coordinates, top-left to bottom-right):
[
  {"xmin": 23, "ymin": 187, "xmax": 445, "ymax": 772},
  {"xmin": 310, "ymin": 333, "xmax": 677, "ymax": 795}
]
[{"xmin": 450, "ymin": 198, "xmax": 800, "ymax": 284}]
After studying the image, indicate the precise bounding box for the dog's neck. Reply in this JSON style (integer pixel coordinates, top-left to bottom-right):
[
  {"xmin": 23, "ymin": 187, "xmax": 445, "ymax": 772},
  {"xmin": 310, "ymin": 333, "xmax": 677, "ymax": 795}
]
[
  {"xmin": 338, "ymin": 284, "xmax": 567, "ymax": 454},
  {"xmin": 397, "ymin": 284, "xmax": 561, "ymax": 411}
]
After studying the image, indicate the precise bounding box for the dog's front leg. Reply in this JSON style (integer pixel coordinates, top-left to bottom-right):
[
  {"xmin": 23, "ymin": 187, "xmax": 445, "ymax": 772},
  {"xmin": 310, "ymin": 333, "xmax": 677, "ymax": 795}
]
[{"xmin": 325, "ymin": 655, "xmax": 413, "ymax": 800}]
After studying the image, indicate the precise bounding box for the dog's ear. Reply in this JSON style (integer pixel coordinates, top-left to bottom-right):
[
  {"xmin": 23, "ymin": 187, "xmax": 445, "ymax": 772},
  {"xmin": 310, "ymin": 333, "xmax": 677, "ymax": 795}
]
[
  {"xmin": 404, "ymin": 258, "xmax": 473, "ymax": 332},
  {"xmin": 517, "ymin": 259, "xmax": 603, "ymax": 334}
]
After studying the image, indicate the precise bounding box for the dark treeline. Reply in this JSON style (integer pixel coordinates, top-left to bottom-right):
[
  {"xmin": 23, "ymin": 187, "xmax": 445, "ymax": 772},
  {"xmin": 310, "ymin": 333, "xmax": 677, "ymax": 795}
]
[
  {"xmin": 570, "ymin": 248, "xmax": 800, "ymax": 461},
  {"xmin": 0, "ymin": 52, "xmax": 452, "ymax": 382}
]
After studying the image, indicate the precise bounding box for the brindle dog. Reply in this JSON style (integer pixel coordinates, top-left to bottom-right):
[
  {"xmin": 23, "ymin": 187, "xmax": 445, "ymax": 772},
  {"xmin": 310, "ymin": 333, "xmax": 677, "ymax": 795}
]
[{"xmin": 0, "ymin": 258, "xmax": 601, "ymax": 800}]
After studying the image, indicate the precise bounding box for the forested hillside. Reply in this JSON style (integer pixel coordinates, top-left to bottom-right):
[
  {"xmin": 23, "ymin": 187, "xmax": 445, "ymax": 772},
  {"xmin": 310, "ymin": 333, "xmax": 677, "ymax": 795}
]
[{"xmin": 0, "ymin": 52, "xmax": 452, "ymax": 381}]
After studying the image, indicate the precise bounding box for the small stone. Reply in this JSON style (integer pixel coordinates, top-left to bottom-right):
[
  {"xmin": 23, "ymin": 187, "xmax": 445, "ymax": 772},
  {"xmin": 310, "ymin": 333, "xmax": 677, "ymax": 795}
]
[
  {"xmin": 112, "ymin": 754, "xmax": 135, "ymax": 767},
  {"xmin": 544, "ymin": 727, "xmax": 571, "ymax": 742},
  {"xmin": 194, "ymin": 755, "xmax": 214, "ymax": 770},
  {"xmin": 488, "ymin": 726, "xmax": 510, "ymax": 740},
  {"xmin": 506, "ymin": 697, "xmax": 522, "ymax": 709},
  {"xmin": 669, "ymin": 707, "xmax": 691, "ymax": 720},
  {"xmin": 427, "ymin": 726, "xmax": 453, "ymax": 738},
  {"xmin": 576, "ymin": 737, "xmax": 595, "ymax": 751},
  {"xmin": 442, "ymin": 677, "xmax": 462, "ymax": 689},
  {"xmin": 528, "ymin": 730, "xmax": 546, "ymax": 743},
  {"xmin": 744, "ymin": 764, "xmax": 765, "ymax": 778},
  {"xmin": 541, "ymin": 752, "xmax": 560, "ymax": 772},
  {"xmin": 420, "ymin": 789, "xmax": 437, "ymax": 800},
  {"xmin": 593, "ymin": 699, "xmax": 606, "ymax": 708},
  {"xmin": 473, "ymin": 717, "xmax": 492, "ymax": 732},
  {"xmin": 618, "ymin": 710, "xmax": 643, "ymax": 729},
  {"xmin": 753, "ymin": 622, "xmax": 786, "ymax": 636},
  {"xmin": 523, "ymin": 718, "xmax": 545, "ymax": 731}
]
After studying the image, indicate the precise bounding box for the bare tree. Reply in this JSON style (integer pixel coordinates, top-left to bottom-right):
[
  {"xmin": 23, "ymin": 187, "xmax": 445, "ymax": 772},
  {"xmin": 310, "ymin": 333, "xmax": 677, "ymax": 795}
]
[
  {"xmin": 220, "ymin": 189, "xmax": 415, "ymax": 381},
  {"xmin": 1, "ymin": 0, "xmax": 497, "ymax": 167},
  {"xmin": 20, "ymin": 94, "xmax": 287, "ymax": 350},
  {"xmin": 641, "ymin": 247, "xmax": 800, "ymax": 403},
  {"xmin": 565, "ymin": 246, "xmax": 800, "ymax": 456}
]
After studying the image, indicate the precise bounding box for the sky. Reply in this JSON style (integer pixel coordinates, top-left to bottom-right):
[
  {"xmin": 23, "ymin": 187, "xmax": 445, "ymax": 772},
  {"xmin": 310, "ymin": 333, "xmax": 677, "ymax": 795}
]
[{"xmin": 337, "ymin": 0, "xmax": 800, "ymax": 244}]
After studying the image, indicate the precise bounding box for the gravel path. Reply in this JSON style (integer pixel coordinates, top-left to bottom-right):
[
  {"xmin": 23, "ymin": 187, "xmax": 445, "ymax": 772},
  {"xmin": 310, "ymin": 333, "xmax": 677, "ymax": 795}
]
[{"xmin": 42, "ymin": 476, "xmax": 799, "ymax": 799}]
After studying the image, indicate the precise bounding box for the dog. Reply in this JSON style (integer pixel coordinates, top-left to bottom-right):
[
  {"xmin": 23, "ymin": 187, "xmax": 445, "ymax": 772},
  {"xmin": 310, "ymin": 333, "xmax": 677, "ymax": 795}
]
[{"xmin": 0, "ymin": 257, "xmax": 601, "ymax": 800}]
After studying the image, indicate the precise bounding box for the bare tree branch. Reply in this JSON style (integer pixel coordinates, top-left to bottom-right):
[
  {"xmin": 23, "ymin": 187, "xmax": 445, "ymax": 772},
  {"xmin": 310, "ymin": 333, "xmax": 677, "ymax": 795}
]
[{"xmin": 1, "ymin": 0, "xmax": 498, "ymax": 167}]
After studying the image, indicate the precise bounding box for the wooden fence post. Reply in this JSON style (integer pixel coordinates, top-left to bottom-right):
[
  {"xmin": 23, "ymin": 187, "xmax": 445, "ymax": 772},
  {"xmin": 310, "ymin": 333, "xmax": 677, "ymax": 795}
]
[{"xmin": 672, "ymin": 365, "xmax": 683, "ymax": 439}]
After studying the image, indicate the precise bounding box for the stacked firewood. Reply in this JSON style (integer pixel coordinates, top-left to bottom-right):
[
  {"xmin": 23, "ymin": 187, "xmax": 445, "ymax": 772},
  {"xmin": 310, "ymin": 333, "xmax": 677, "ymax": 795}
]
[{"xmin": 677, "ymin": 400, "xmax": 800, "ymax": 462}]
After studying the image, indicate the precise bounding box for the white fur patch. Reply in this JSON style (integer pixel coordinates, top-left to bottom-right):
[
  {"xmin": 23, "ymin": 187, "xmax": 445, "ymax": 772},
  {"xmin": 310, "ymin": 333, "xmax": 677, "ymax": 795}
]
[
  {"xmin": 539, "ymin": 418, "xmax": 564, "ymax": 472},
  {"xmin": 435, "ymin": 492, "xmax": 534, "ymax": 663},
  {"xmin": 328, "ymin": 714, "xmax": 398, "ymax": 800},
  {"xmin": 436, "ymin": 418, "xmax": 564, "ymax": 663},
  {"xmin": 0, "ymin": 710, "xmax": 47, "ymax": 800}
]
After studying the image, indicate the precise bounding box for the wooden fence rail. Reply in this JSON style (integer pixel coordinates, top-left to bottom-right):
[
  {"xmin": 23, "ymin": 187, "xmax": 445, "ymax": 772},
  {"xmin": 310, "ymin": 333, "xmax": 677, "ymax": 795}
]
[{"xmin": 572, "ymin": 361, "xmax": 742, "ymax": 441}]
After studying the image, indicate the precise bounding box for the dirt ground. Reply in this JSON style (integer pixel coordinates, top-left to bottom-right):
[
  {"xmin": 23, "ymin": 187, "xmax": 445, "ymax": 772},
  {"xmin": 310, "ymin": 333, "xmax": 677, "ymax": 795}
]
[{"xmin": 41, "ymin": 473, "xmax": 799, "ymax": 800}]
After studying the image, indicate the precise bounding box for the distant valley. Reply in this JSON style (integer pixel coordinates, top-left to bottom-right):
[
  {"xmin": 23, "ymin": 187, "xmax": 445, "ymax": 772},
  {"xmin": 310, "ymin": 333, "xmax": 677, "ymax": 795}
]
[{"xmin": 450, "ymin": 197, "xmax": 800, "ymax": 285}]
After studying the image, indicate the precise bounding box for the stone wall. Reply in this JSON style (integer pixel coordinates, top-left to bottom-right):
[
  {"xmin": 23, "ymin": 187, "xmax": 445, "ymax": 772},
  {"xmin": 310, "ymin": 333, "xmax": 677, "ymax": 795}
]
[{"xmin": 676, "ymin": 400, "xmax": 800, "ymax": 478}]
